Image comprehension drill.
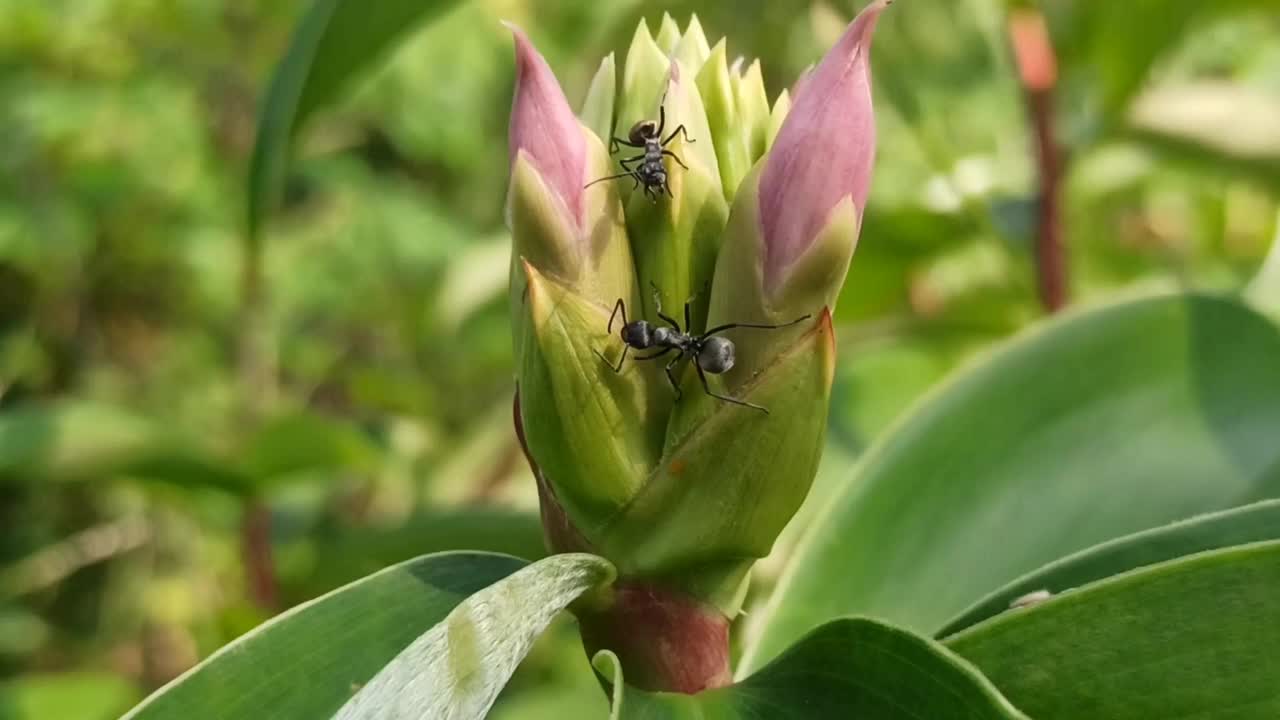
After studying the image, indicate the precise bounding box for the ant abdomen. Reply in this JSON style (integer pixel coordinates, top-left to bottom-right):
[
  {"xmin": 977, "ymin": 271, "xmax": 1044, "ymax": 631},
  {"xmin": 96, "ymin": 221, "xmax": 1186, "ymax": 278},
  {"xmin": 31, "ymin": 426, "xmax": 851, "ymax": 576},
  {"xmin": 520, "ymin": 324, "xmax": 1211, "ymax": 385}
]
[{"xmin": 697, "ymin": 337, "xmax": 735, "ymax": 375}]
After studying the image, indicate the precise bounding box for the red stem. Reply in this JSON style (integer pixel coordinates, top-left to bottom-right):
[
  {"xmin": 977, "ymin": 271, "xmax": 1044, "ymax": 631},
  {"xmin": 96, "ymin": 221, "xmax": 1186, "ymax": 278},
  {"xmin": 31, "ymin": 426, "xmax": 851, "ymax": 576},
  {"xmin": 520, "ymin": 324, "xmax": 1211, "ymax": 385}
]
[
  {"xmin": 1009, "ymin": 9, "xmax": 1067, "ymax": 312},
  {"xmin": 578, "ymin": 583, "xmax": 732, "ymax": 694}
]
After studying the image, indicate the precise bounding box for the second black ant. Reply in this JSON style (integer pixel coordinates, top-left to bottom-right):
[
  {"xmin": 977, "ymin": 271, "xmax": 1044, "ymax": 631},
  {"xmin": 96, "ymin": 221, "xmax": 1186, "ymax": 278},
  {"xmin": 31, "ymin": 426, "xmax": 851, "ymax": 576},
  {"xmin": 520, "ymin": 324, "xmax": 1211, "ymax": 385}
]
[{"xmin": 585, "ymin": 91, "xmax": 693, "ymax": 201}]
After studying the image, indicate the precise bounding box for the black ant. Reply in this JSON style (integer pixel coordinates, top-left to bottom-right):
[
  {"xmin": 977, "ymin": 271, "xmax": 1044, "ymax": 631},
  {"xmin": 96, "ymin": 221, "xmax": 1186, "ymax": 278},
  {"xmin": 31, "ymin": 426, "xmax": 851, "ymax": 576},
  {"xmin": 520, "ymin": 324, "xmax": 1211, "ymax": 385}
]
[
  {"xmin": 594, "ymin": 286, "xmax": 810, "ymax": 414},
  {"xmin": 585, "ymin": 91, "xmax": 693, "ymax": 201}
]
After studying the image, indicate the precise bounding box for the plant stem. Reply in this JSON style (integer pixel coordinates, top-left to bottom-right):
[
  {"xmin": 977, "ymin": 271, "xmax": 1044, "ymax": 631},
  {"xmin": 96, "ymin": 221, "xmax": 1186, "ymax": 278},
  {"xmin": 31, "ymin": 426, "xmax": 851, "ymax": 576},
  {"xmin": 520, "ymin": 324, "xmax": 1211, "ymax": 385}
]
[
  {"xmin": 578, "ymin": 582, "xmax": 732, "ymax": 694},
  {"xmin": 238, "ymin": 235, "xmax": 277, "ymax": 610},
  {"xmin": 241, "ymin": 498, "xmax": 277, "ymax": 610},
  {"xmin": 1009, "ymin": 8, "xmax": 1067, "ymax": 312}
]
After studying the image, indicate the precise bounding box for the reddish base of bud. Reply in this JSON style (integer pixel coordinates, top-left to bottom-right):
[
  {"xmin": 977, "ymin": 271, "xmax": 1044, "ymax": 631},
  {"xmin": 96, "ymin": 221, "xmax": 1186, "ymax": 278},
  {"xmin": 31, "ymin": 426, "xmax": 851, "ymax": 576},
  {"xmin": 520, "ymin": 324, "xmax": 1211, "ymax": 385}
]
[
  {"xmin": 515, "ymin": 392, "xmax": 732, "ymax": 694},
  {"xmin": 578, "ymin": 582, "xmax": 732, "ymax": 694}
]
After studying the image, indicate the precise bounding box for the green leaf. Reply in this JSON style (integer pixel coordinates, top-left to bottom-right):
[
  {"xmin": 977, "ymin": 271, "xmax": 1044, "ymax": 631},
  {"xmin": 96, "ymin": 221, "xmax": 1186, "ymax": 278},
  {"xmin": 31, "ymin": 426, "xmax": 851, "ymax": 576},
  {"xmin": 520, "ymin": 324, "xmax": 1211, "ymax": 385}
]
[
  {"xmin": 122, "ymin": 552, "xmax": 527, "ymax": 719},
  {"xmin": 938, "ymin": 498, "xmax": 1280, "ymax": 637},
  {"xmin": 247, "ymin": 0, "xmax": 462, "ymax": 241},
  {"xmin": 599, "ymin": 617, "xmax": 1027, "ymax": 719},
  {"xmin": 0, "ymin": 672, "xmax": 140, "ymax": 720},
  {"xmin": 946, "ymin": 541, "xmax": 1280, "ymax": 719},
  {"xmin": 745, "ymin": 294, "xmax": 1280, "ymax": 671},
  {"xmin": 0, "ymin": 401, "xmax": 249, "ymax": 492},
  {"xmin": 333, "ymin": 554, "xmax": 613, "ymax": 719}
]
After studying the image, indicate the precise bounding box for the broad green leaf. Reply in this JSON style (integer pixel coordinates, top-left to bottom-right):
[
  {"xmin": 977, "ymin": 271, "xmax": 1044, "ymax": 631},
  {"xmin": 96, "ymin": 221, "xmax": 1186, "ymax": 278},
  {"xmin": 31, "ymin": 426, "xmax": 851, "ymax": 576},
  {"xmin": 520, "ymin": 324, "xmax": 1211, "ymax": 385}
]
[
  {"xmin": 123, "ymin": 552, "xmax": 526, "ymax": 719},
  {"xmin": 947, "ymin": 541, "xmax": 1280, "ymax": 719},
  {"xmin": 745, "ymin": 294, "xmax": 1280, "ymax": 671},
  {"xmin": 938, "ymin": 498, "xmax": 1280, "ymax": 636},
  {"xmin": 0, "ymin": 672, "xmax": 139, "ymax": 720},
  {"xmin": 247, "ymin": 0, "xmax": 463, "ymax": 241},
  {"xmin": 599, "ymin": 617, "xmax": 1027, "ymax": 719},
  {"xmin": 335, "ymin": 554, "xmax": 613, "ymax": 719}
]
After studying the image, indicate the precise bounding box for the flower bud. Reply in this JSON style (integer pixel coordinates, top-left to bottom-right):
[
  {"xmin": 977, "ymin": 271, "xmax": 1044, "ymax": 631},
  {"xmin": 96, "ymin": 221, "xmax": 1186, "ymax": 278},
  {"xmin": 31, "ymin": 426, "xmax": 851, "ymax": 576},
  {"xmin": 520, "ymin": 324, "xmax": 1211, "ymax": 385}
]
[
  {"xmin": 505, "ymin": 9, "xmax": 887, "ymax": 671},
  {"xmin": 507, "ymin": 22, "xmax": 586, "ymax": 231},
  {"xmin": 758, "ymin": 0, "xmax": 885, "ymax": 295},
  {"xmin": 505, "ymin": 24, "xmax": 635, "ymax": 334},
  {"xmin": 706, "ymin": 0, "xmax": 887, "ymax": 380}
]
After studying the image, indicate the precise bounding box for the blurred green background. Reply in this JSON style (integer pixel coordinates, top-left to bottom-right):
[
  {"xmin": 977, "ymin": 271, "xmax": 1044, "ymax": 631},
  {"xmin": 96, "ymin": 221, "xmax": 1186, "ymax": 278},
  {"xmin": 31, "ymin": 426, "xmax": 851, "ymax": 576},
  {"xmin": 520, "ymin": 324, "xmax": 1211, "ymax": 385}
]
[{"xmin": 1, "ymin": 0, "xmax": 1277, "ymax": 717}]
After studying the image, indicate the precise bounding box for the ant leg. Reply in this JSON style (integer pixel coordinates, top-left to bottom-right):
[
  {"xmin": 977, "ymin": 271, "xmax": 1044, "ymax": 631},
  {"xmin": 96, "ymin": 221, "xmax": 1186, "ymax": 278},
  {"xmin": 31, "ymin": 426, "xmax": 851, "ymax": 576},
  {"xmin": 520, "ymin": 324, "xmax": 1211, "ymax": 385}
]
[
  {"xmin": 633, "ymin": 347, "xmax": 673, "ymax": 362},
  {"xmin": 612, "ymin": 136, "xmax": 644, "ymax": 151},
  {"xmin": 703, "ymin": 315, "xmax": 812, "ymax": 337},
  {"xmin": 585, "ymin": 171, "xmax": 641, "ymax": 189},
  {"xmin": 682, "ymin": 279, "xmax": 711, "ymax": 332},
  {"xmin": 664, "ymin": 354, "xmax": 684, "ymax": 401},
  {"xmin": 664, "ymin": 180, "xmax": 674, "ymax": 199},
  {"xmin": 593, "ymin": 345, "xmax": 628, "ymax": 374},
  {"xmin": 696, "ymin": 364, "xmax": 768, "ymax": 414},
  {"xmin": 619, "ymin": 155, "xmax": 644, "ymax": 171},
  {"xmin": 663, "ymin": 124, "xmax": 694, "ymax": 146},
  {"xmin": 649, "ymin": 282, "xmax": 681, "ymax": 330},
  {"xmin": 607, "ymin": 298, "xmax": 627, "ymax": 333},
  {"xmin": 661, "ymin": 150, "xmax": 689, "ymax": 170}
]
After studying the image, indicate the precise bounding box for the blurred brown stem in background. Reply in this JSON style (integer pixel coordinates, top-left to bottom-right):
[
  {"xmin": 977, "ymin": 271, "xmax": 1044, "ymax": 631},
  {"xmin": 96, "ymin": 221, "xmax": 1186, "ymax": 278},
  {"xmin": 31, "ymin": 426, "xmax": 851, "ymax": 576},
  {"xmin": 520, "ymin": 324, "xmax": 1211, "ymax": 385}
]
[
  {"xmin": 1009, "ymin": 8, "xmax": 1067, "ymax": 312},
  {"xmin": 241, "ymin": 499, "xmax": 278, "ymax": 610},
  {"xmin": 238, "ymin": 236, "xmax": 279, "ymax": 611}
]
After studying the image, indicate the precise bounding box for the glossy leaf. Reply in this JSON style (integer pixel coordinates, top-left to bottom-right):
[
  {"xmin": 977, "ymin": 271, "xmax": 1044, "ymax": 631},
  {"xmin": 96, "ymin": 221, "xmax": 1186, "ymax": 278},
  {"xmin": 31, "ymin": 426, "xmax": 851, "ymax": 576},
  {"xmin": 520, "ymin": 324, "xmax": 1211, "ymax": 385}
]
[
  {"xmin": 600, "ymin": 617, "xmax": 1027, "ymax": 719},
  {"xmin": 938, "ymin": 498, "xmax": 1280, "ymax": 636},
  {"xmin": 334, "ymin": 553, "xmax": 613, "ymax": 719},
  {"xmin": 745, "ymin": 294, "xmax": 1280, "ymax": 671},
  {"xmin": 947, "ymin": 541, "xmax": 1280, "ymax": 719},
  {"xmin": 123, "ymin": 552, "xmax": 528, "ymax": 719},
  {"xmin": 247, "ymin": 0, "xmax": 462, "ymax": 241}
]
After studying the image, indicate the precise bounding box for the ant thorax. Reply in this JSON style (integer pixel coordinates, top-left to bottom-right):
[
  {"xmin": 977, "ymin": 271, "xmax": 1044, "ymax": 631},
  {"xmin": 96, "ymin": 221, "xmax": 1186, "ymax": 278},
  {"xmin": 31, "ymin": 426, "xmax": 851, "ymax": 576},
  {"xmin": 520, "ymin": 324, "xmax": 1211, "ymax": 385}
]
[{"xmin": 650, "ymin": 326, "xmax": 678, "ymax": 347}]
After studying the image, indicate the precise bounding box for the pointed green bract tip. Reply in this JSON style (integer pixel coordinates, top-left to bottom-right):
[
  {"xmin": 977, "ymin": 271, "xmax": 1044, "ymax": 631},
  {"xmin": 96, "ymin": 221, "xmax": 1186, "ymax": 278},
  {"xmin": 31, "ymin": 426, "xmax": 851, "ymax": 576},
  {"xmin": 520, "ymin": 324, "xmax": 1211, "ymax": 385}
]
[
  {"xmin": 697, "ymin": 40, "xmax": 752, "ymax": 198},
  {"xmin": 655, "ymin": 13, "xmax": 682, "ymax": 54},
  {"xmin": 736, "ymin": 60, "xmax": 772, "ymax": 161},
  {"xmin": 767, "ymin": 89, "xmax": 791, "ymax": 148},
  {"xmin": 675, "ymin": 15, "xmax": 712, "ymax": 71},
  {"xmin": 581, "ymin": 53, "xmax": 617, "ymax": 144}
]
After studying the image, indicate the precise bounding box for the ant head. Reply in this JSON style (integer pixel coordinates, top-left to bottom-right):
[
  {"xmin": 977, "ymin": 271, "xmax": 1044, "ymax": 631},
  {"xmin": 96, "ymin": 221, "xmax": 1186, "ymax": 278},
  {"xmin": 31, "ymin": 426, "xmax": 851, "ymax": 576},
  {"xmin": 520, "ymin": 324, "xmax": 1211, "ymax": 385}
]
[
  {"xmin": 628, "ymin": 120, "xmax": 659, "ymax": 145},
  {"xmin": 697, "ymin": 336, "xmax": 735, "ymax": 374},
  {"xmin": 621, "ymin": 320, "xmax": 654, "ymax": 349}
]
